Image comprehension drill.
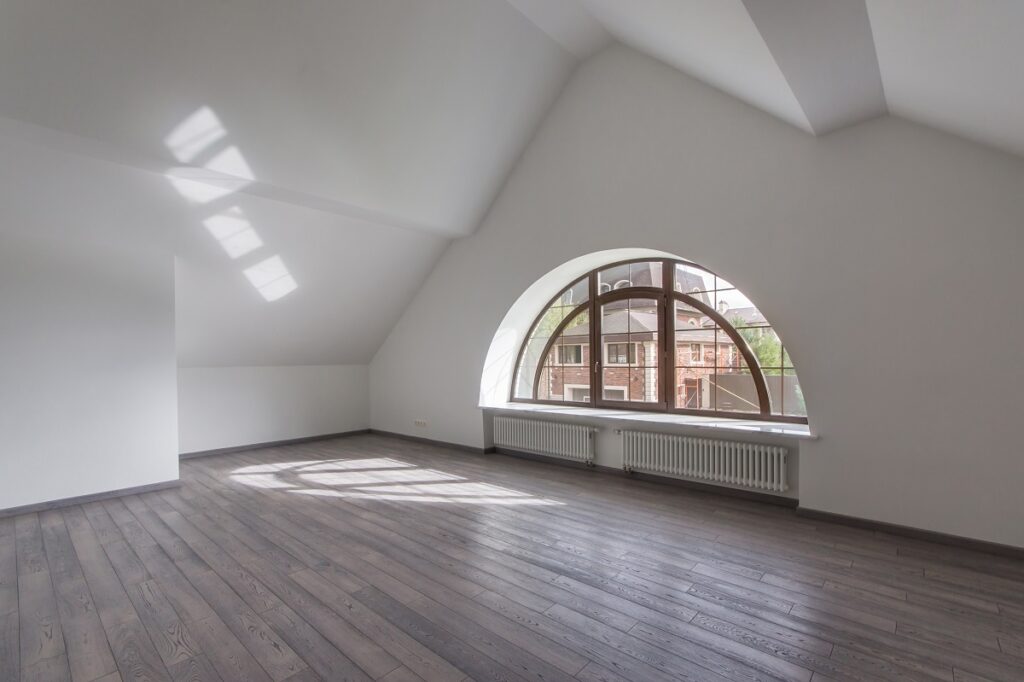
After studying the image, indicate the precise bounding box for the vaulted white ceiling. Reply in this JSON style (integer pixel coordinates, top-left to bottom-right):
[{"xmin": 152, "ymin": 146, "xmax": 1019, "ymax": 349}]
[
  {"xmin": 510, "ymin": 0, "xmax": 1024, "ymax": 154},
  {"xmin": 0, "ymin": 0, "xmax": 576, "ymax": 366},
  {"xmin": 866, "ymin": 0, "xmax": 1024, "ymax": 157},
  {"xmin": 0, "ymin": 0, "xmax": 571, "ymax": 238},
  {"xmin": 0, "ymin": 0, "xmax": 1020, "ymax": 367}
]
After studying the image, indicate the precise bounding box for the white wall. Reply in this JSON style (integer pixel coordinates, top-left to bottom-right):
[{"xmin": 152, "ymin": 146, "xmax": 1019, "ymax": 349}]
[
  {"xmin": 178, "ymin": 365, "xmax": 369, "ymax": 454},
  {"xmin": 371, "ymin": 45, "xmax": 1024, "ymax": 547},
  {"xmin": 0, "ymin": 127, "xmax": 380, "ymax": 505},
  {"xmin": 0, "ymin": 231, "xmax": 178, "ymax": 510}
]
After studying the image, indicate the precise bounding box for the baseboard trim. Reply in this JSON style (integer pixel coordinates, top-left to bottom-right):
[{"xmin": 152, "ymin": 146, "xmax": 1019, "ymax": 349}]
[
  {"xmin": 795, "ymin": 507, "xmax": 1024, "ymax": 559},
  {"xmin": 493, "ymin": 447, "xmax": 798, "ymax": 508},
  {"xmin": 368, "ymin": 429, "xmax": 493, "ymax": 455},
  {"xmin": 0, "ymin": 479, "xmax": 181, "ymax": 518},
  {"xmin": 179, "ymin": 429, "xmax": 371, "ymax": 459}
]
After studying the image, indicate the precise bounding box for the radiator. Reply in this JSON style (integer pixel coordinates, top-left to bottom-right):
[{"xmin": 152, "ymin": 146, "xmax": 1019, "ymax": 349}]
[
  {"xmin": 493, "ymin": 416, "xmax": 596, "ymax": 465},
  {"xmin": 621, "ymin": 430, "xmax": 788, "ymax": 492}
]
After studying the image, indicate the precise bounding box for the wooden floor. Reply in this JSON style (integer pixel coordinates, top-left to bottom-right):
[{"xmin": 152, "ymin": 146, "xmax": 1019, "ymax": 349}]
[{"xmin": 3, "ymin": 435, "xmax": 1024, "ymax": 681}]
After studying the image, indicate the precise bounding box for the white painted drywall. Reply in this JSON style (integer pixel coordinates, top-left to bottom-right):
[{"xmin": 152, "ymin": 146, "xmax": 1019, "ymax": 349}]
[
  {"xmin": 178, "ymin": 365, "xmax": 369, "ymax": 454},
  {"xmin": 371, "ymin": 45, "xmax": 1024, "ymax": 547},
  {"xmin": 0, "ymin": 127, "xmax": 383, "ymax": 507},
  {"xmin": 0, "ymin": 231, "xmax": 178, "ymax": 510}
]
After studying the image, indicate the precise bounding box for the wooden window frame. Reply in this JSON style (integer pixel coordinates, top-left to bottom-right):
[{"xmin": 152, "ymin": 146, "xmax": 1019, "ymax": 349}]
[{"xmin": 511, "ymin": 258, "xmax": 808, "ymax": 424}]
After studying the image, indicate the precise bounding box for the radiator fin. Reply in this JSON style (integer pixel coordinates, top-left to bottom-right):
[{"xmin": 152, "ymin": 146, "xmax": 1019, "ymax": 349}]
[
  {"xmin": 621, "ymin": 430, "xmax": 788, "ymax": 492},
  {"xmin": 494, "ymin": 416, "xmax": 595, "ymax": 464}
]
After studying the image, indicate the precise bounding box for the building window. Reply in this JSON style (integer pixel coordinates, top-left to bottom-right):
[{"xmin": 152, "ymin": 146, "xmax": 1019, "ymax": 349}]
[
  {"xmin": 557, "ymin": 344, "xmax": 583, "ymax": 365},
  {"xmin": 602, "ymin": 387, "xmax": 626, "ymax": 401},
  {"xmin": 605, "ymin": 342, "xmax": 636, "ymax": 365},
  {"xmin": 512, "ymin": 258, "xmax": 807, "ymax": 422}
]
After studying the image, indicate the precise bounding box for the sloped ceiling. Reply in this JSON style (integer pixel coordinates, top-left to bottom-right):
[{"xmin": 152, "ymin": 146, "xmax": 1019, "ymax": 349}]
[
  {"xmin": 0, "ymin": 1, "xmax": 1020, "ymax": 367},
  {"xmin": 0, "ymin": 0, "xmax": 576, "ymax": 367},
  {"xmin": 515, "ymin": 0, "xmax": 1023, "ymax": 155},
  {"xmin": 0, "ymin": 0, "xmax": 572, "ymax": 237},
  {"xmin": 866, "ymin": 0, "xmax": 1024, "ymax": 157}
]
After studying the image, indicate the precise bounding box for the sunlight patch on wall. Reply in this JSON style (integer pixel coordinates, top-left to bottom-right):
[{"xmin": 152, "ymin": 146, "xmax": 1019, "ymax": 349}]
[
  {"xmin": 244, "ymin": 255, "xmax": 298, "ymax": 302},
  {"xmin": 165, "ymin": 172, "xmax": 239, "ymax": 205},
  {"xmin": 204, "ymin": 145, "xmax": 254, "ymax": 181},
  {"xmin": 164, "ymin": 106, "xmax": 226, "ymax": 163},
  {"xmin": 164, "ymin": 106, "xmax": 298, "ymax": 302},
  {"xmin": 203, "ymin": 206, "xmax": 263, "ymax": 259}
]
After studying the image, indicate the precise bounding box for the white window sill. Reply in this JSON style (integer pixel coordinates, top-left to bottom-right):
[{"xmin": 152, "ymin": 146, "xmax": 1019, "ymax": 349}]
[{"xmin": 483, "ymin": 402, "xmax": 816, "ymax": 440}]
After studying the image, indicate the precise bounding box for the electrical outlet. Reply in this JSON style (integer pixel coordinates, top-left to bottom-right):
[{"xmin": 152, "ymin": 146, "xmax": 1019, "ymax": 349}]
[{"xmin": 414, "ymin": 419, "xmax": 428, "ymax": 428}]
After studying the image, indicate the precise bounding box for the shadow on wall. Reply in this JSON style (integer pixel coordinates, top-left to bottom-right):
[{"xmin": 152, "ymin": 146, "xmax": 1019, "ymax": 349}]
[
  {"xmin": 163, "ymin": 106, "xmax": 297, "ymax": 302},
  {"xmin": 229, "ymin": 456, "xmax": 563, "ymax": 506}
]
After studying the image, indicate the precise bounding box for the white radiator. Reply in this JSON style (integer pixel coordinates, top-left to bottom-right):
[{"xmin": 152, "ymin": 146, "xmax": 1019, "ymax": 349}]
[
  {"xmin": 621, "ymin": 430, "xmax": 788, "ymax": 492},
  {"xmin": 493, "ymin": 416, "xmax": 596, "ymax": 465}
]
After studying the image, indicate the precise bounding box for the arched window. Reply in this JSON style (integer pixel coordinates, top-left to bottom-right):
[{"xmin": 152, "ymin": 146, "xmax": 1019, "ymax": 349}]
[{"xmin": 512, "ymin": 258, "xmax": 806, "ymax": 423}]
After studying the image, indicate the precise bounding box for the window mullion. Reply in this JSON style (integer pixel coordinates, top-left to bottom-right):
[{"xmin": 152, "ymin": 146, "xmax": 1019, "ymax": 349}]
[{"xmin": 589, "ymin": 271, "xmax": 598, "ymax": 406}]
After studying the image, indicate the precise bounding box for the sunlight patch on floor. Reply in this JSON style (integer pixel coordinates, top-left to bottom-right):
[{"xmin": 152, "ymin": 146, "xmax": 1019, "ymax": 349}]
[{"xmin": 229, "ymin": 456, "xmax": 563, "ymax": 506}]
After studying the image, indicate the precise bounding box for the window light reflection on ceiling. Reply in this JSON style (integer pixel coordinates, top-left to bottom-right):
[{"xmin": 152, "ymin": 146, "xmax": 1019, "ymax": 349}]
[
  {"xmin": 204, "ymin": 145, "xmax": 254, "ymax": 181},
  {"xmin": 244, "ymin": 255, "xmax": 298, "ymax": 302},
  {"xmin": 164, "ymin": 106, "xmax": 226, "ymax": 163},
  {"xmin": 166, "ymin": 173, "xmax": 239, "ymax": 204},
  {"xmin": 165, "ymin": 107, "xmax": 297, "ymax": 302},
  {"xmin": 203, "ymin": 206, "xmax": 263, "ymax": 259}
]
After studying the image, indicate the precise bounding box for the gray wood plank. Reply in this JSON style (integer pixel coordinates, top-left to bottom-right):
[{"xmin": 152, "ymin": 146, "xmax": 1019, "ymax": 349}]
[{"xmin": 9, "ymin": 435, "xmax": 1024, "ymax": 682}]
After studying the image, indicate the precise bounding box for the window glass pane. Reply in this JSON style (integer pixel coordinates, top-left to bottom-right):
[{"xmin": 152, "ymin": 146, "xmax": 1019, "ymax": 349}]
[
  {"xmin": 598, "ymin": 261, "xmax": 662, "ymax": 293},
  {"xmin": 715, "ymin": 329, "xmax": 747, "ymax": 370},
  {"xmin": 765, "ymin": 370, "xmax": 806, "ymax": 417},
  {"xmin": 516, "ymin": 259, "xmax": 805, "ymax": 422},
  {"xmin": 559, "ymin": 277, "xmax": 589, "ymax": 307},
  {"xmin": 535, "ymin": 366, "xmax": 552, "ymax": 401},
  {"xmin": 674, "ymin": 263, "xmax": 716, "ymax": 294},
  {"xmin": 715, "ymin": 289, "xmax": 766, "ymax": 327},
  {"xmin": 543, "ymin": 365, "xmax": 568, "ymax": 402},
  {"xmin": 597, "ymin": 263, "xmax": 631, "ymax": 294},
  {"xmin": 735, "ymin": 326, "xmax": 783, "ymax": 370},
  {"xmin": 629, "ymin": 366, "xmax": 659, "ymax": 403},
  {"xmin": 513, "ymin": 333, "xmax": 549, "ymax": 399},
  {"xmin": 629, "ymin": 261, "xmax": 663, "ymax": 288},
  {"xmin": 674, "ymin": 300, "xmax": 714, "ymax": 330},
  {"xmin": 784, "ymin": 369, "xmax": 806, "ymax": 417},
  {"xmin": 557, "ymin": 345, "xmax": 582, "ymax": 365},
  {"xmin": 601, "ymin": 368, "xmax": 628, "ymax": 402},
  {"xmin": 675, "ymin": 330, "xmax": 715, "ymax": 367},
  {"xmin": 513, "ymin": 279, "xmax": 589, "ymax": 399},
  {"xmin": 603, "ymin": 342, "xmax": 635, "ymax": 365},
  {"xmin": 714, "ymin": 368, "xmax": 760, "ymax": 413},
  {"xmin": 675, "ymin": 368, "xmax": 713, "ymax": 410},
  {"xmin": 559, "ymin": 310, "xmax": 589, "ymax": 344},
  {"xmin": 601, "ymin": 297, "xmax": 659, "ymax": 404},
  {"xmin": 551, "ymin": 310, "xmax": 590, "ymax": 402}
]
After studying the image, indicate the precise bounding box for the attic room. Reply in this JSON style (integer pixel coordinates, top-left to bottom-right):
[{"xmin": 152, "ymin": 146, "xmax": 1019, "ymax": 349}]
[{"xmin": 1, "ymin": 1, "xmax": 1023, "ymax": 680}]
